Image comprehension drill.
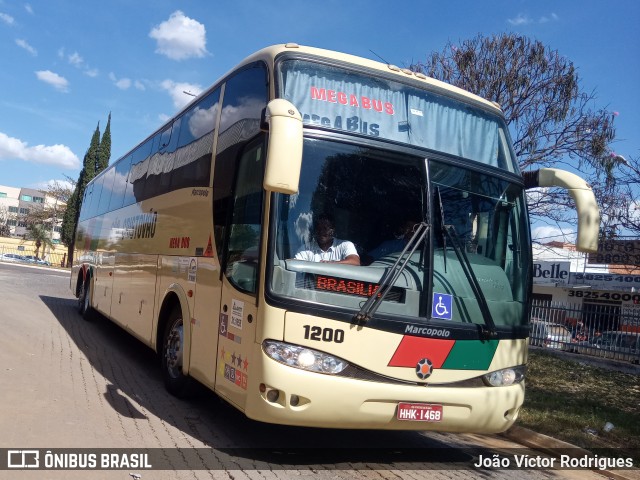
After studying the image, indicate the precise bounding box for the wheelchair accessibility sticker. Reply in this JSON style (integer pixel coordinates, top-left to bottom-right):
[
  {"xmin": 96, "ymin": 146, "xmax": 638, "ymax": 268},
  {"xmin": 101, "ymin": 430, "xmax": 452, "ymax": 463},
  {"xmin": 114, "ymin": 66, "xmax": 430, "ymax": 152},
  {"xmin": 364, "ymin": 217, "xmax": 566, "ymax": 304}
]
[{"xmin": 432, "ymin": 293, "xmax": 452, "ymax": 320}]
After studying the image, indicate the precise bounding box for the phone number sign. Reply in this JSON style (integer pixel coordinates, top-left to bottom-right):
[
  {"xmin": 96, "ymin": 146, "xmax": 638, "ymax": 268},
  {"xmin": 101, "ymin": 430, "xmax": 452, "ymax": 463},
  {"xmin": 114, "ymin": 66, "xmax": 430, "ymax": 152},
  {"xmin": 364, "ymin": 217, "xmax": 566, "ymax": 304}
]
[{"xmin": 587, "ymin": 240, "xmax": 640, "ymax": 266}]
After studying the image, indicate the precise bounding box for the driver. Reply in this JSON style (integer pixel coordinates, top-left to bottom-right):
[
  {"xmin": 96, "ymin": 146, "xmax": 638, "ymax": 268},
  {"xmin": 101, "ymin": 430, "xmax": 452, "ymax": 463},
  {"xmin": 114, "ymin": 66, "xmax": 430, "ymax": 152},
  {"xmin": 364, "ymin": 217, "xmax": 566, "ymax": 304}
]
[{"xmin": 294, "ymin": 213, "xmax": 360, "ymax": 265}]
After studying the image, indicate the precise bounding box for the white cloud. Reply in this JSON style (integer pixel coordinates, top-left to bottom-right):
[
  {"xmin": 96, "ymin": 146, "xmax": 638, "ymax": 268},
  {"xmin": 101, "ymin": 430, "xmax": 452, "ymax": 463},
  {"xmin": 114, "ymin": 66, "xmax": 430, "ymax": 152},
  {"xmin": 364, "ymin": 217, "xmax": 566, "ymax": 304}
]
[
  {"xmin": 540, "ymin": 13, "xmax": 559, "ymax": 23},
  {"xmin": 0, "ymin": 12, "xmax": 15, "ymax": 25},
  {"xmin": 25, "ymin": 4, "xmax": 34, "ymax": 15},
  {"xmin": 35, "ymin": 70, "xmax": 69, "ymax": 92},
  {"xmin": 149, "ymin": 10, "xmax": 208, "ymax": 60},
  {"xmin": 508, "ymin": 12, "xmax": 559, "ymax": 26},
  {"xmin": 532, "ymin": 225, "xmax": 576, "ymax": 244},
  {"xmin": 115, "ymin": 78, "xmax": 131, "ymax": 90},
  {"xmin": 508, "ymin": 14, "xmax": 531, "ymax": 26},
  {"xmin": 33, "ymin": 179, "xmax": 74, "ymax": 192},
  {"xmin": 16, "ymin": 38, "xmax": 37, "ymax": 56},
  {"xmin": 84, "ymin": 68, "xmax": 99, "ymax": 78},
  {"xmin": 160, "ymin": 79, "xmax": 203, "ymax": 109},
  {"xmin": 134, "ymin": 80, "xmax": 145, "ymax": 91},
  {"xmin": 68, "ymin": 51, "xmax": 83, "ymax": 66},
  {"xmin": 0, "ymin": 132, "xmax": 80, "ymax": 169},
  {"xmin": 109, "ymin": 72, "xmax": 135, "ymax": 90}
]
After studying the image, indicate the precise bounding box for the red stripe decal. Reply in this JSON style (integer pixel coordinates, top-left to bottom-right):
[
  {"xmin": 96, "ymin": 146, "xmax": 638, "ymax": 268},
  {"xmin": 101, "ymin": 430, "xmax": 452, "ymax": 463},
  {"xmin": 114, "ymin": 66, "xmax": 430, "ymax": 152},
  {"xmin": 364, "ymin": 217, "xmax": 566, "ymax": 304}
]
[{"xmin": 388, "ymin": 336, "xmax": 455, "ymax": 368}]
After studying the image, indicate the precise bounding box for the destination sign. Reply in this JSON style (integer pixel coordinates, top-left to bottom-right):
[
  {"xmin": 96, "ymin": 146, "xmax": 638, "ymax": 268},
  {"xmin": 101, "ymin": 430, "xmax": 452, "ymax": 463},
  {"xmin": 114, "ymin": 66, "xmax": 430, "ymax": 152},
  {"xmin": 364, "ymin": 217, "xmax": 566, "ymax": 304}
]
[{"xmin": 305, "ymin": 274, "xmax": 404, "ymax": 302}]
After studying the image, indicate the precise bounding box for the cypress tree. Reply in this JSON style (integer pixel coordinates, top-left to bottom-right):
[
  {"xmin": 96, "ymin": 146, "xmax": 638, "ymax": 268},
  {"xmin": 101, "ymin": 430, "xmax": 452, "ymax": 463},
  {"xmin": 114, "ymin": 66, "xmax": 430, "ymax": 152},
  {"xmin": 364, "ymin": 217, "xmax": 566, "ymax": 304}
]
[
  {"xmin": 61, "ymin": 123, "xmax": 101, "ymax": 266},
  {"xmin": 97, "ymin": 113, "xmax": 111, "ymax": 173}
]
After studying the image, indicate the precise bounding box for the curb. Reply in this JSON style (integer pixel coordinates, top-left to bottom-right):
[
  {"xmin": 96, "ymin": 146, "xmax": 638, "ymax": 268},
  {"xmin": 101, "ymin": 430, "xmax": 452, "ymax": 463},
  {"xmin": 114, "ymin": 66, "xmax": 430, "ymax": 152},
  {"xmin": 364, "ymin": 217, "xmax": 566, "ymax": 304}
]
[
  {"xmin": 0, "ymin": 260, "xmax": 69, "ymax": 274},
  {"xmin": 501, "ymin": 425, "xmax": 639, "ymax": 480}
]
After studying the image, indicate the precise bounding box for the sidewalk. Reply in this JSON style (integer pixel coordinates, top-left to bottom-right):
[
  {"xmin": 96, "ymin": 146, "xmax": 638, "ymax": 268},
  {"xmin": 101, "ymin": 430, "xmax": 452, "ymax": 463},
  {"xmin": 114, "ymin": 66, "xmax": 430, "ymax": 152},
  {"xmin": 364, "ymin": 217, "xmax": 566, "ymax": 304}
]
[{"xmin": 501, "ymin": 426, "xmax": 639, "ymax": 480}]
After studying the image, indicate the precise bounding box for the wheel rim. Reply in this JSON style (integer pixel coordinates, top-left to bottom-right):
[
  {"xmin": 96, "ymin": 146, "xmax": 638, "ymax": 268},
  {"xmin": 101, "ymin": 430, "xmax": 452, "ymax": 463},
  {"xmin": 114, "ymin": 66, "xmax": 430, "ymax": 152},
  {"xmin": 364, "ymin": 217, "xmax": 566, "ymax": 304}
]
[
  {"xmin": 82, "ymin": 285, "xmax": 89, "ymax": 313},
  {"xmin": 165, "ymin": 318, "xmax": 183, "ymax": 379},
  {"xmin": 78, "ymin": 282, "xmax": 89, "ymax": 313},
  {"xmin": 77, "ymin": 283, "xmax": 84, "ymax": 311}
]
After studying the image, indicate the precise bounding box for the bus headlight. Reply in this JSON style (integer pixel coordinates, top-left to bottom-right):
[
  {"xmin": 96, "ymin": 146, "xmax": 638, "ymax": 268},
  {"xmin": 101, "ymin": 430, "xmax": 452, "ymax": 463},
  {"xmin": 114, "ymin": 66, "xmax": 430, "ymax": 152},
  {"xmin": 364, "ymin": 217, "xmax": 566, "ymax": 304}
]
[
  {"xmin": 482, "ymin": 365, "xmax": 526, "ymax": 387},
  {"xmin": 263, "ymin": 340, "xmax": 348, "ymax": 374}
]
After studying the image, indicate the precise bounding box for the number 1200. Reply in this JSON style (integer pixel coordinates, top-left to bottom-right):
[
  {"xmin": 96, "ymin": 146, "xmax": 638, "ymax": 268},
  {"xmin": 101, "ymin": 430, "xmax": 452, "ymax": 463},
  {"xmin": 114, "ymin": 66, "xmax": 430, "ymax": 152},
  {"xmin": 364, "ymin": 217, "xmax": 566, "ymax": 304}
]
[{"xmin": 303, "ymin": 325, "xmax": 344, "ymax": 343}]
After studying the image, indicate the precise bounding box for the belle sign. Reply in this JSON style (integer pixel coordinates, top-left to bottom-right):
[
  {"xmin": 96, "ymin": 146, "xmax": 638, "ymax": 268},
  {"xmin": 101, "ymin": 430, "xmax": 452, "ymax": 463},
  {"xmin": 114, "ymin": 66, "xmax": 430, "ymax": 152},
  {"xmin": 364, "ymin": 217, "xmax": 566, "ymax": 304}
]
[{"xmin": 532, "ymin": 261, "xmax": 570, "ymax": 284}]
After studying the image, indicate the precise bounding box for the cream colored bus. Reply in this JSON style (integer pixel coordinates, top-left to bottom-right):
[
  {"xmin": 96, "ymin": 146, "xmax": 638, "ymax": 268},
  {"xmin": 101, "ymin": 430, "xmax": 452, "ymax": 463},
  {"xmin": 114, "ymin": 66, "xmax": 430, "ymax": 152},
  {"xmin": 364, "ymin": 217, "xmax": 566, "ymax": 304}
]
[{"xmin": 71, "ymin": 44, "xmax": 599, "ymax": 433}]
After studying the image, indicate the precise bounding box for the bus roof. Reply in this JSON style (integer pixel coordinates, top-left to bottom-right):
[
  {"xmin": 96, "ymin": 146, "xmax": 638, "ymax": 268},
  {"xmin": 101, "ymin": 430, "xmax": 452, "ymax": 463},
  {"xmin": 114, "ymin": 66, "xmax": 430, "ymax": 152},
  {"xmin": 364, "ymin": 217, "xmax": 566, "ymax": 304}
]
[
  {"xmin": 242, "ymin": 43, "xmax": 503, "ymax": 114},
  {"xmin": 91, "ymin": 43, "xmax": 504, "ymax": 185}
]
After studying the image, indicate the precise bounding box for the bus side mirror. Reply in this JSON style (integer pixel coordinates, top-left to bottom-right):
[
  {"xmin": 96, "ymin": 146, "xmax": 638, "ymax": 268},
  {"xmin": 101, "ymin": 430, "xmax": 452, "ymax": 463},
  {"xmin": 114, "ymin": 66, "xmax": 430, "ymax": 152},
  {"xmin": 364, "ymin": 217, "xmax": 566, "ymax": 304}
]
[
  {"xmin": 263, "ymin": 99, "xmax": 303, "ymax": 195},
  {"xmin": 524, "ymin": 168, "xmax": 601, "ymax": 253}
]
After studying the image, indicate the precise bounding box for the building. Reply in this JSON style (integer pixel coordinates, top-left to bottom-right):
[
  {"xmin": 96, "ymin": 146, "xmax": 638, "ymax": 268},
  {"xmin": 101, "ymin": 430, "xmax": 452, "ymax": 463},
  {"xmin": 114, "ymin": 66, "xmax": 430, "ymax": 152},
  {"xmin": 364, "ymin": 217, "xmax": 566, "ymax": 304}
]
[
  {"xmin": 0, "ymin": 184, "xmax": 64, "ymax": 242},
  {"xmin": 532, "ymin": 240, "xmax": 640, "ymax": 334}
]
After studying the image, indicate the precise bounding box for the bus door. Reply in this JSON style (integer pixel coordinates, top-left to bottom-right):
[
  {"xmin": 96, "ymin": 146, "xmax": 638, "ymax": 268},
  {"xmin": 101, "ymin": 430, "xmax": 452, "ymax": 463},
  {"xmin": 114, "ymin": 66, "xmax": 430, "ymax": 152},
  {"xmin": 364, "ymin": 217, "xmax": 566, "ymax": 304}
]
[{"xmin": 214, "ymin": 141, "xmax": 265, "ymax": 408}]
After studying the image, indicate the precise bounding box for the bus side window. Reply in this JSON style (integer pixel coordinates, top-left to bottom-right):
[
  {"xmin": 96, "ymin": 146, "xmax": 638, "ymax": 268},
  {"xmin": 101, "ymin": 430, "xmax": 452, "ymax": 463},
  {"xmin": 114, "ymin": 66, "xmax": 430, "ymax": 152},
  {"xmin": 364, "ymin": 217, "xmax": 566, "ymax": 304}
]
[
  {"xmin": 224, "ymin": 140, "xmax": 265, "ymax": 294},
  {"xmin": 87, "ymin": 175, "xmax": 105, "ymax": 219},
  {"xmin": 143, "ymin": 130, "xmax": 167, "ymax": 200},
  {"xmin": 173, "ymin": 88, "xmax": 220, "ymax": 191},
  {"xmin": 79, "ymin": 183, "xmax": 93, "ymax": 221},
  {"xmin": 109, "ymin": 155, "xmax": 132, "ymax": 211},
  {"xmin": 125, "ymin": 140, "xmax": 153, "ymax": 205},
  {"xmin": 97, "ymin": 166, "xmax": 116, "ymax": 215},
  {"xmin": 213, "ymin": 62, "xmax": 268, "ymax": 262}
]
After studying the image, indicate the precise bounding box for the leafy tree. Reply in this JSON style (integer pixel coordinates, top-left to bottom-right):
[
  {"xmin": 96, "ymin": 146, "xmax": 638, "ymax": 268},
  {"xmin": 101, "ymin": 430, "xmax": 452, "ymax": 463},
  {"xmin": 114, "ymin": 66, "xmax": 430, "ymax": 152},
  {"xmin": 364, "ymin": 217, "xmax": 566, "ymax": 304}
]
[
  {"xmin": 24, "ymin": 223, "xmax": 53, "ymax": 260},
  {"xmin": 46, "ymin": 179, "xmax": 74, "ymax": 204},
  {"xmin": 0, "ymin": 206, "xmax": 10, "ymax": 237},
  {"xmin": 411, "ymin": 33, "xmax": 618, "ymax": 236},
  {"xmin": 600, "ymin": 153, "xmax": 640, "ymax": 237},
  {"xmin": 22, "ymin": 183, "xmax": 70, "ymax": 229}
]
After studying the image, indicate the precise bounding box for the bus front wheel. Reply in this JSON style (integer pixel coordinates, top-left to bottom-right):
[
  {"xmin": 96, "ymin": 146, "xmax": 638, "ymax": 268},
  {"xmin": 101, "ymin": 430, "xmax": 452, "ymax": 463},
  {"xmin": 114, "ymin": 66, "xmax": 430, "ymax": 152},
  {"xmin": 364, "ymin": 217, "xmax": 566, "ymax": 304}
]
[{"xmin": 161, "ymin": 306, "xmax": 193, "ymax": 397}]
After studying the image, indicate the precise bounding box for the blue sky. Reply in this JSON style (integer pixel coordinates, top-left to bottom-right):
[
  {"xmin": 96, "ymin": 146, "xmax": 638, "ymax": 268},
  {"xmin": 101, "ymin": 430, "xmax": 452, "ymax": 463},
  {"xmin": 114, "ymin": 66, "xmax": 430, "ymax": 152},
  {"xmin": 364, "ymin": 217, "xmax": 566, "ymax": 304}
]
[{"xmin": 0, "ymin": 1, "xmax": 638, "ymax": 239}]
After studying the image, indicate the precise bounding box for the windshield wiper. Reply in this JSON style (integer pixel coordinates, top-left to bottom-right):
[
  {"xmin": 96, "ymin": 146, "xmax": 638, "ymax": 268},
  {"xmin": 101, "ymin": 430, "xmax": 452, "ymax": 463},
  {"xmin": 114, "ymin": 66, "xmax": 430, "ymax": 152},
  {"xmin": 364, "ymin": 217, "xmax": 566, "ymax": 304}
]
[
  {"xmin": 434, "ymin": 186, "xmax": 496, "ymax": 338},
  {"xmin": 353, "ymin": 222, "xmax": 429, "ymax": 325},
  {"xmin": 440, "ymin": 222, "xmax": 497, "ymax": 339}
]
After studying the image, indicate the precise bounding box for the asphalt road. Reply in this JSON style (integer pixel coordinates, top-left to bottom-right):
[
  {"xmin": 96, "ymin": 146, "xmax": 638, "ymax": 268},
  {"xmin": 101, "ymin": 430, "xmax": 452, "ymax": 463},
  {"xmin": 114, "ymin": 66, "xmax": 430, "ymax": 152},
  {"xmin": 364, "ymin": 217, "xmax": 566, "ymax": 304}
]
[{"xmin": 0, "ymin": 261, "xmax": 611, "ymax": 480}]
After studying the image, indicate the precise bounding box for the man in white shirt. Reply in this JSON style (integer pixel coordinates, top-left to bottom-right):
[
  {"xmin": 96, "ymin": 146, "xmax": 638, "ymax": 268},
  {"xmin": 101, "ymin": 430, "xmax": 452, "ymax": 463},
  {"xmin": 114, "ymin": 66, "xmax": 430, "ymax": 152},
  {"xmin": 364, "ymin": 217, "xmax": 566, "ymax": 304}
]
[{"xmin": 295, "ymin": 214, "xmax": 360, "ymax": 265}]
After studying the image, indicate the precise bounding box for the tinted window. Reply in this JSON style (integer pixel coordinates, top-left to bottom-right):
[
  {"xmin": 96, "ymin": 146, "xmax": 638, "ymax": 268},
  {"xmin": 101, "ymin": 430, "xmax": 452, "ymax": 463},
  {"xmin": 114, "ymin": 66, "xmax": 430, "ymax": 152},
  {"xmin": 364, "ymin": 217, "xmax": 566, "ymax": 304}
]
[
  {"xmin": 109, "ymin": 155, "xmax": 132, "ymax": 211},
  {"xmin": 171, "ymin": 89, "xmax": 220, "ymax": 190},
  {"xmin": 217, "ymin": 63, "xmax": 267, "ymax": 147},
  {"xmin": 125, "ymin": 140, "xmax": 152, "ymax": 205},
  {"xmin": 97, "ymin": 167, "xmax": 115, "ymax": 215},
  {"xmin": 214, "ymin": 63, "xmax": 268, "ymax": 259},
  {"xmin": 79, "ymin": 183, "xmax": 93, "ymax": 221},
  {"xmin": 86, "ymin": 175, "xmax": 104, "ymax": 219}
]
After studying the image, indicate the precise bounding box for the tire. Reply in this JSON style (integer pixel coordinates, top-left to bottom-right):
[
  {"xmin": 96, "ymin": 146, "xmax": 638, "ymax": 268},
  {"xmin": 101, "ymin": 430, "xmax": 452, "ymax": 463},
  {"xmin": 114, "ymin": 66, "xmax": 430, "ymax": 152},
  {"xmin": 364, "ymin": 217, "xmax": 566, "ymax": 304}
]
[
  {"xmin": 77, "ymin": 278, "xmax": 93, "ymax": 321},
  {"xmin": 161, "ymin": 306, "xmax": 193, "ymax": 397}
]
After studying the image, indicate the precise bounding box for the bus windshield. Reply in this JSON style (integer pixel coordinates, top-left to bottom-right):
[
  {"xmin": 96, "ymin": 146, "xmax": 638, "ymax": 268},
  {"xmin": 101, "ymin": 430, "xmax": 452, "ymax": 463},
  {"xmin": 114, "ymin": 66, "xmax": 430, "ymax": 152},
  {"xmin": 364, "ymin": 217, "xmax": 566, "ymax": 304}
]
[{"xmin": 268, "ymin": 138, "xmax": 531, "ymax": 328}]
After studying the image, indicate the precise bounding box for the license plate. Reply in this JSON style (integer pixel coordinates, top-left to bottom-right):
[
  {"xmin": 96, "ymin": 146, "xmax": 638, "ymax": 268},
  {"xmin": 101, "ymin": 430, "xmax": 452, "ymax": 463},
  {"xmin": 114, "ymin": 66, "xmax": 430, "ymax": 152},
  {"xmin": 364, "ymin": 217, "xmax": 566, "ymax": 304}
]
[{"xmin": 397, "ymin": 402, "xmax": 443, "ymax": 422}]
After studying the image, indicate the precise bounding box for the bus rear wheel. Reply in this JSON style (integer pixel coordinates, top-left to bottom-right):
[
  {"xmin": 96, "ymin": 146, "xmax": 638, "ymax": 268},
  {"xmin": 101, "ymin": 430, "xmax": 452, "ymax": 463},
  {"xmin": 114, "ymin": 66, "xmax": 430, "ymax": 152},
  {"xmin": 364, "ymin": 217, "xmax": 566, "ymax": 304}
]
[
  {"xmin": 161, "ymin": 306, "xmax": 193, "ymax": 397},
  {"xmin": 77, "ymin": 279, "xmax": 93, "ymax": 321}
]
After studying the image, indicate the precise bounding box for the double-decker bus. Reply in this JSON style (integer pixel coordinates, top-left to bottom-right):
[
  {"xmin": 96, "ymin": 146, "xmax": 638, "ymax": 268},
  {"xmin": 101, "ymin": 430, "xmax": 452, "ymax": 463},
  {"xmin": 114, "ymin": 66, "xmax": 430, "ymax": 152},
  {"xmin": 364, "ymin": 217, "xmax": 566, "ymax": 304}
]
[{"xmin": 71, "ymin": 43, "xmax": 599, "ymax": 433}]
